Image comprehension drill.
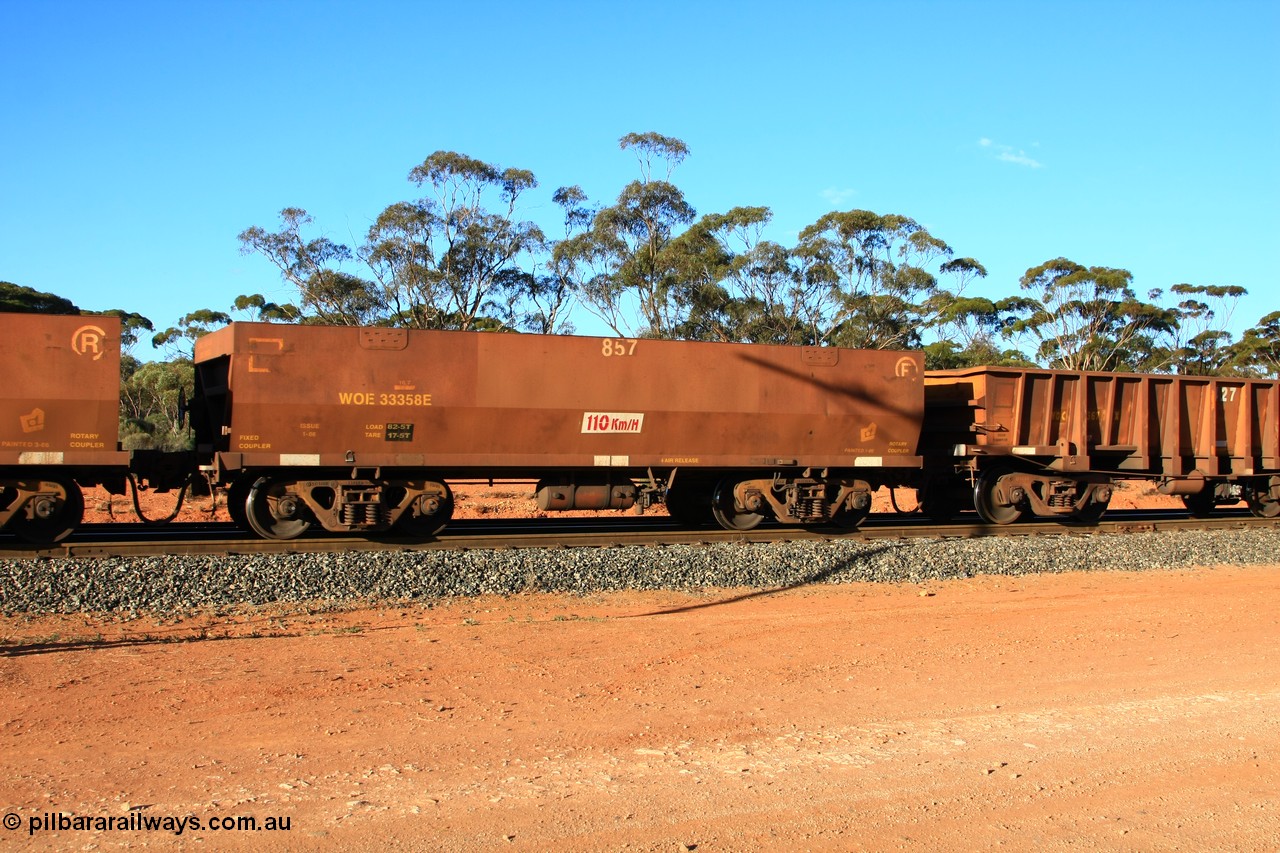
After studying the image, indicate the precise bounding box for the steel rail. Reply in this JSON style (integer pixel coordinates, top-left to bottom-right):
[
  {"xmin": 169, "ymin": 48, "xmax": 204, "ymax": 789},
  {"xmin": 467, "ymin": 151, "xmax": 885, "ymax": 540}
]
[{"xmin": 1, "ymin": 509, "xmax": 1276, "ymax": 560}]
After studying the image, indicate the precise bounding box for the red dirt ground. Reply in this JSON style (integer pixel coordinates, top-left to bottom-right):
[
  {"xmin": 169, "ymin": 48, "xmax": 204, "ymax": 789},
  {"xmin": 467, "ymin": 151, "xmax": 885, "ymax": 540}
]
[{"xmin": 1, "ymin": 566, "xmax": 1276, "ymax": 850}]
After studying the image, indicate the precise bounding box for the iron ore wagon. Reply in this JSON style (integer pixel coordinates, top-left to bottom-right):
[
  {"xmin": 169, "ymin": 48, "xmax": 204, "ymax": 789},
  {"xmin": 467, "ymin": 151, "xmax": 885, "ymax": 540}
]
[
  {"xmin": 922, "ymin": 366, "xmax": 1280, "ymax": 523},
  {"xmin": 0, "ymin": 314, "xmax": 131, "ymax": 542},
  {"xmin": 189, "ymin": 323, "xmax": 926, "ymax": 538}
]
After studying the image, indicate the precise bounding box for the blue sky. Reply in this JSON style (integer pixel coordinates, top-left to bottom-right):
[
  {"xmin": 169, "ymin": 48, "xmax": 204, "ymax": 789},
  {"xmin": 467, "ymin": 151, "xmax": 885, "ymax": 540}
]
[{"xmin": 3, "ymin": 0, "xmax": 1276, "ymax": 358}]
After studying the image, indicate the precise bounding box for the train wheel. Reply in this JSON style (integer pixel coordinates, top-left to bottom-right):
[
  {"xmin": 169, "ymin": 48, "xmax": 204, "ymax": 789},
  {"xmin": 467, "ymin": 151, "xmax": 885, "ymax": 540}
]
[
  {"xmin": 10, "ymin": 478, "xmax": 84, "ymax": 544},
  {"xmin": 1247, "ymin": 476, "xmax": 1280, "ymax": 518},
  {"xmin": 395, "ymin": 485, "xmax": 454, "ymax": 537},
  {"xmin": 710, "ymin": 479, "xmax": 764, "ymax": 531},
  {"xmin": 973, "ymin": 468, "xmax": 1026, "ymax": 525},
  {"xmin": 1181, "ymin": 490, "xmax": 1216, "ymax": 518},
  {"xmin": 245, "ymin": 477, "xmax": 312, "ymax": 540}
]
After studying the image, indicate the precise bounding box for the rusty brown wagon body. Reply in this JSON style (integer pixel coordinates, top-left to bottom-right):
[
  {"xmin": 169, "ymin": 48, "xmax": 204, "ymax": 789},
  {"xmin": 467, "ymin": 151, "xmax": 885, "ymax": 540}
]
[
  {"xmin": 0, "ymin": 313, "xmax": 131, "ymax": 541},
  {"xmin": 923, "ymin": 366, "xmax": 1280, "ymax": 523},
  {"xmin": 191, "ymin": 323, "xmax": 926, "ymax": 537}
]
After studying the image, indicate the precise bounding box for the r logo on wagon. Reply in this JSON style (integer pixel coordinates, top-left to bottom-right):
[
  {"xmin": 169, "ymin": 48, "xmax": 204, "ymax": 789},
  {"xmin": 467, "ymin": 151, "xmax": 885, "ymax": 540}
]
[
  {"xmin": 581, "ymin": 412, "xmax": 644, "ymax": 434},
  {"xmin": 71, "ymin": 325, "xmax": 108, "ymax": 361}
]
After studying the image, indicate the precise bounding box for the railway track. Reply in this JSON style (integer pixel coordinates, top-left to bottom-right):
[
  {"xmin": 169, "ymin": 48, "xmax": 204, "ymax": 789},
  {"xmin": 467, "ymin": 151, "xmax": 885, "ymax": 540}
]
[{"xmin": 2, "ymin": 509, "xmax": 1275, "ymax": 560}]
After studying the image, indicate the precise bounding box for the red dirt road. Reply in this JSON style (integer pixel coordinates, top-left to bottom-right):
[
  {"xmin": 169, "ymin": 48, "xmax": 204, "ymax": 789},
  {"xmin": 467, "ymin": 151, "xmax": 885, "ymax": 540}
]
[{"xmin": 2, "ymin": 564, "xmax": 1277, "ymax": 851}]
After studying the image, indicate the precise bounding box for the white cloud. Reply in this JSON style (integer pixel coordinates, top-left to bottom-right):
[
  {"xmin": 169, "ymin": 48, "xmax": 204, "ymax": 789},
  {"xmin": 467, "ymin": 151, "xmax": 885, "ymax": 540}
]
[
  {"xmin": 998, "ymin": 149, "xmax": 1043, "ymax": 168},
  {"xmin": 821, "ymin": 186, "xmax": 857, "ymax": 207},
  {"xmin": 978, "ymin": 138, "xmax": 1043, "ymax": 169}
]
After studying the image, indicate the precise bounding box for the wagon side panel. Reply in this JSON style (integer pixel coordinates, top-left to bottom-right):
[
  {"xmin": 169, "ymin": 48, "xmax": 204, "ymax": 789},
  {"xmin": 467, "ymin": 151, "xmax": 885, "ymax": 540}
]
[
  {"xmin": 0, "ymin": 312, "xmax": 128, "ymax": 468},
  {"xmin": 197, "ymin": 324, "xmax": 926, "ymax": 476}
]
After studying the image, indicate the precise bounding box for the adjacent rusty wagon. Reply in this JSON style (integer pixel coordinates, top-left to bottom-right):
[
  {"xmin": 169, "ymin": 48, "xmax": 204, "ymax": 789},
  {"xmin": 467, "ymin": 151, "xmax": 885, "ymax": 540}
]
[
  {"xmin": 0, "ymin": 314, "xmax": 132, "ymax": 542},
  {"xmin": 190, "ymin": 324, "xmax": 926, "ymax": 538},
  {"xmin": 923, "ymin": 367, "xmax": 1280, "ymax": 523}
]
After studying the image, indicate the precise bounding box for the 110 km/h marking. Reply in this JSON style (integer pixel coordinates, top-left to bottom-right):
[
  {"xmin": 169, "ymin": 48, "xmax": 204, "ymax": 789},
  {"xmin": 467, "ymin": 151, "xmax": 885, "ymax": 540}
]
[{"xmin": 581, "ymin": 412, "xmax": 645, "ymax": 434}]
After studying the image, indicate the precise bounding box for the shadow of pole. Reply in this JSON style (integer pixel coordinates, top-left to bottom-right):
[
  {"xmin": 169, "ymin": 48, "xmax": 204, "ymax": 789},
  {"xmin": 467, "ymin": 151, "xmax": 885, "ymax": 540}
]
[
  {"xmin": 0, "ymin": 619, "xmax": 410, "ymax": 658},
  {"xmin": 624, "ymin": 542, "xmax": 899, "ymax": 617}
]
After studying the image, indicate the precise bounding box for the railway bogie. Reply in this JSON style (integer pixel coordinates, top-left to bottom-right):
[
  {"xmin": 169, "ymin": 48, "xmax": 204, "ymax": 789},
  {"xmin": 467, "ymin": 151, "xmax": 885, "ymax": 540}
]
[{"xmin": 228, "ymin": 472, "xmax": 454, "ymax": 539}]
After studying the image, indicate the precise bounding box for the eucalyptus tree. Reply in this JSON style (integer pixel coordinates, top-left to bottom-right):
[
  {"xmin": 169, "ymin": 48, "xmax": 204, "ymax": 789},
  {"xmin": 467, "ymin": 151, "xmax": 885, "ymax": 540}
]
[
  {"xmin": 362, "ymin": 151, "xmax": 545, "ymax": 331},
  {"xmin": 791, "ymin": 211, "xmax": 974, "ymax": 350},
  {"xmin": 0, "ymin": 281, "xmax": 79, "ymax": 314},
  {"xmin": 919, "ymin": 259, "xmax": 1002, "ymax": 361},
  {"xmin": 921, "ymin": 285, "xmax": 1037, "ymax": 369},
  {"xmin": 240, "ymin": 152, "xmax": 545, "ymax": 332},
  {"xmin": 1002, "ymin": 258, "xmax": 1176, "ymax": 371},
  {"xmin": 119, "ymin": 358, "xmax": 194, "ymax": 451},
  {"xmin": 91, "ymin": 309, "xmax": 155, "ymax": 351},
  {"xmin": 231, "ymin": 293, "xmax": 301, "ymax": 323},
  {"xmin": 150, "ymin": 296, "xmax": 298, "ymax": 363},
  {"xmin": 669, "ymin": 206, "xmax": 832, "ymax": 345},
  {"xmin": 554, "ymin": 132, "xmax": 700, "ymax": 338},
  {"xmin": 1232, "ymin": 311, "xmax": 1280, "ymax": 377},
  {"xmin": 1160, "ymin": 283, "xmax": 1248, "ymax": 375},
  {"xmin": 518, "ymin": 185, "xmax": 594, "ymax": 335},
  {"xmin": 238, "ymin": 208, "xmax": 384, "ymax": 326},
  {"xmin": 729, "ymin": 237, "xmax": 817, "ymax": 345},
  {"xmin": 150, "ymin": 308, "xmax": 233, "ymax": 358},
  {"xmin": 0, "ymin": 283, "xmax": 154, "ymax": 349},
  {"xmin": 656, "ymin": 211, "xmax": 736, "ymax": 341}
]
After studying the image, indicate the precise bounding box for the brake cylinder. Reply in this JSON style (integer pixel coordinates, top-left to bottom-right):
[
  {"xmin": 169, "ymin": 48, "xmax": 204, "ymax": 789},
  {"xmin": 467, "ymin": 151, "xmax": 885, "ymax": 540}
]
[{"xmin": 535, "ymin": 479, "xmax": 637, "ymax": 511}]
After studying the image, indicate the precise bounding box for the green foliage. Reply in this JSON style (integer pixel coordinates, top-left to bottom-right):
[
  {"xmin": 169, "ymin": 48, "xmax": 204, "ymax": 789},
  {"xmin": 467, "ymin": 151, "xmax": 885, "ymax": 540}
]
[
  {"xmin": 520, "ymin": 186, "xmax": 594, "ymax": 335},
  {"xmin": 619, "ymin": 132, "xmax": 689, "ymax": 181},
  {"xmin": 393, "ymin": 150, "xmax": 545, "ymax": 331},
  {"xmin": 0, "ymin": 281, "xmax": 80, "ymax": 313},
  {"xmin": 239, "ymin": 208, "xmax": 381, "ymax": 325},
  {"xmin": 152, "ymin": 308, "xmax": 232, "ymax": 357},
  {"xmin": 1231, "ymin": 311, "xmax": 1280, "ymax": 377},
  {"xmin": 119, "ymin": 358, "xmax": 194, "ymax": 451},
  {"xmin": 92, "ymin": 309, "xmax": 155, "ymax": 349},
  {"xmin": 921, "ymin": 285, "xmax": 1042, "ymax": 370},
  {"xmin": 240, "ymin": 152, "xmax": 549, "ymax": 333},
  {"xmin": 923, "ymin": 339, "xmax": 1034, "ymax": 370},
  {"xmin": 225, "ymin": 136, "xmax": 1263, "ymax": 377},
  {"xmin": 231, "ymin": 293, "xmax": 301, "ymax": 322},
  {"xmin": 1157, "ymin": 283, "xmax": 1249, "ymax": 375},
  {"xmin": 793, "ymin": 211, "xmax": 973, "ymax": 350},
  {"xmin": 1002, "ymin": 258, "xmax": 1178, "ymax": 371},
  {"xmin": 668, "ymin": 206, "xmax": 811, "ymax": 344},
  {"xmin": 560, "ymin": 134, "xmax": 700, "ymax": 338}
]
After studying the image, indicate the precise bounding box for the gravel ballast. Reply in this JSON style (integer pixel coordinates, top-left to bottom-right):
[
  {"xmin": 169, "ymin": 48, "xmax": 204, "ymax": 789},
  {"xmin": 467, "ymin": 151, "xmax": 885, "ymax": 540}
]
[{"xmin": 2, "ymin": 529, "xmax": 1278, "ymax": 617}]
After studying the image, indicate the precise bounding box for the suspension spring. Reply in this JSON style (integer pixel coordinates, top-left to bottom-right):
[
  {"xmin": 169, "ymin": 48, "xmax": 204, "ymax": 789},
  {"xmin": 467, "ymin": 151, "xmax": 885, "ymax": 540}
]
[
  {"xmin": 796, "ymin": 497, "xmax": 827, "ymax": 520},
  {"xmin": 1047, "ymin": 483, "xmax": 1075, "ymax": 508}
]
